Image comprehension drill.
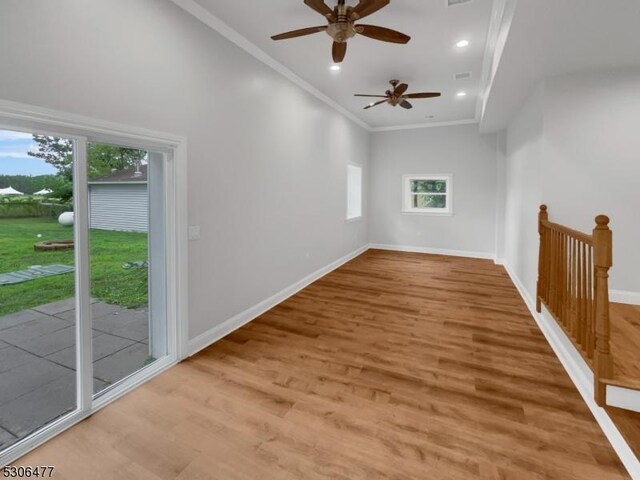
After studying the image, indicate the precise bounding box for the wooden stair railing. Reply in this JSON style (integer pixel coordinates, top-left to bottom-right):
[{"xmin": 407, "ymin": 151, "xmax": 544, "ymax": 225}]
[{"xmin": 536, "ymin": 205, "xmax": 613, "ymax": 406}]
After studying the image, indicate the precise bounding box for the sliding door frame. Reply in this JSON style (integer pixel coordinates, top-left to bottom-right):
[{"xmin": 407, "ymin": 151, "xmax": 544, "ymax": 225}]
[{"xmin": 0, "ymin": 99, "xmax": 189, "ymax": 466}]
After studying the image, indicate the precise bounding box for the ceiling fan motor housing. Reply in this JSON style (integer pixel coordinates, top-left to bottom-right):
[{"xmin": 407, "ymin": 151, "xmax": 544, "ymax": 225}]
[{"xmin": 326, "ymin": 22, "xmax": 357, "ymax": 43}]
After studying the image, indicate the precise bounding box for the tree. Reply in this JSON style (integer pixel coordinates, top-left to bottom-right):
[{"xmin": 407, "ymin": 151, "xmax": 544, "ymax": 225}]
[
  {"xmin": 28, "ymin": 136, "xmax": 74, "ymax": 180},
  {"xmin": 28, "ymin": 136, "xmax": 147, "ymax": 180},
  {"xmin": 86, "ymin": 144, "xmax": 147, "ymax": 178},
  {"xmin": 0, "ymin": 174, "xmax": 65, "ymax": 195}
]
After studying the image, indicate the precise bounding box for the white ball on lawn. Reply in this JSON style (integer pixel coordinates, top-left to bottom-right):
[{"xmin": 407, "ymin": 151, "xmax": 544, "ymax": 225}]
[
  {"xmin": 58, "ymin": 212, "xmax": 74, "ymax": 226},
  {"xmin": 37, "ymin": 234, "xmax": 43, "ymax": 238}
]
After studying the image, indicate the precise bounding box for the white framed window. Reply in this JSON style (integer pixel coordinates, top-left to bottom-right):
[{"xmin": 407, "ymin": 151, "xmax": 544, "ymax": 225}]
[
  {"xmin": 402, "ymin": 174, "xmax": 453, "ymax": 215},
  {"xmin": 346, "ymin": 164, "xmax": 362, "ymax": 221}
]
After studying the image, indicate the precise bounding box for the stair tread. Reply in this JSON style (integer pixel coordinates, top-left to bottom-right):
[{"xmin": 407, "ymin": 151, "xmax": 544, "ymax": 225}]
[
  {"xmin": 601, "ymin": 375, "xmax": 640, "ymax": 390},
  {"xmin": 606, "ymin": 406, "xmax": 640, "ymax": 460}
]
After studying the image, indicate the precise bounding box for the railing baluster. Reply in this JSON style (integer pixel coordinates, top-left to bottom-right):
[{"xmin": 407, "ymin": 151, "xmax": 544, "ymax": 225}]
[
  {"xmin": 576, "ymin": 237, "xmax": 582, "ymax": 349},
  {"xmin": 578, "ymin": 242, "xmax": 589, "ymax": 353},
  {"xmin": 536, "ymin": 206, "xmax": 613, "ymax": 406},
  {"xmin": 587, "ymin": 245, "xmax": 595, "ymax": 358}
]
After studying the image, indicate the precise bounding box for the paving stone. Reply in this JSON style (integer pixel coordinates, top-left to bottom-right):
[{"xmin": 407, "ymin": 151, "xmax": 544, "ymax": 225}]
[
  {"xmin": 54, "ymin": 302, "xmax": 126, "ymax": 323},
  {"xmin": 109, "ymin": 318, "xmax": 150, "ymax": 342},
  {"xmin": 93, "ymin": 343, "xmax": 151, "ymax": 384},
  {"xmin": 0, "ymin": 426, "xmax": 17, "ymax": 450},
  {"xmin": 0, "ymin": 315, "xmax": 70, "ymax": 344},
  {"xmin": 0, "ymin": 356, "xmax": 71, "ymax": 405},
  {"xmin": 0, "ymin": 309, "xmax": 44, "ymax": 331},
  {"xmin": 93, "ymin": 309, "xmax": 148, "ymax": 336},
  {"xmin": 0, "ymin": 345, "xmax": 41, "ymax": 374},
  {"xmin": 92, "ymin": 302, "xmax": 127, "ymax": 318},
  {"xmin": 8, "ymin": 325, "xmax": 77, "ymax": 357},
  {"xmin": 45, "ymin": 332, "xmax": 136, "ymax": 370},
  {"xmin": 0, "ymin": 372, "xmax": 76, "ymax": 439},
  {"xmin": 32, "ymin": 298, "xmax": 77, "ymax": 316},
  {"xmin": 93, "ymin": 378, "xmax": 111, "ymax": 394}
]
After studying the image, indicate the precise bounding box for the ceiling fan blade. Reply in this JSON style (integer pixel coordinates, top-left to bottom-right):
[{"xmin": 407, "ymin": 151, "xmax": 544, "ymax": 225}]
[
  {"xmin": 304, "ymin": 0, "xmax": 334, "ymax": 18},
  {"xmin": 400, "ymin": 100, "xmax": 413, "ymax": 109},
  {"xmin": 271, "ymin": 26, "xmax": 327, "ymax": 41},
  {"xmin": 351, "ymin": 0, "xmax": 390, "ymax": 20},
  {"xmin": 395, "ymin": 83, "xmax": 409, "ymax": 96},
  {"xmin": 354, "ymin": 94, "xmax": 388, "ymax": 98},
  {"xmin": 404, "ymin": 92, "xmax": 442, "ymax": 99},
  {"xmin": 355, "ymin": 25, "xmax": 411, "ymax": 44},
  {"xmin": 364, "ymin": 100, "xmax": 387, "ymax": 110},
  {"xmin": 332, "ymin": 41, "xmax": 347, "ymax": 63}
]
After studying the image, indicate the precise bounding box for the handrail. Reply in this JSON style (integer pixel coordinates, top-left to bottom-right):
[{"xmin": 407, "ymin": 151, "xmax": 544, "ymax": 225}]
[
  {"xmin": 536, "ymin": 205, "xmax": 613, "ymax": 406},
  {"xmin": 540, "ymin": 219, "xmax": 594, "ymax": 246}
]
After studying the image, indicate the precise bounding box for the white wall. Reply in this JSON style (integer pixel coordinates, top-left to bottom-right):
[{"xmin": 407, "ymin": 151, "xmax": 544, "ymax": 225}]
[
  {"xmin": 0, "ymin": 0, "xmax": 370, "ymax": 340},
  {"xmin": 501, "ymin": 68, "xmax": 640, "ymax": 300},
  {"xmin": 543, "ymin": 69, "xmax": 640, "ymax": 295},
  {"xmin": 370, "ymin": 124, "xmax": 498, "ymax": 257},
  {"xmin": 502, "ymin": 84, "xmax": 545, "ymax": 298}
]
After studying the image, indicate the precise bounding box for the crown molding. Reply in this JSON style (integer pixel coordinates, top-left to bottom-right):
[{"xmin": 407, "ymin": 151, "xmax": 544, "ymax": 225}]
[
  {"xmin": 371, "ymin": 118, "xmax": 478, "ymax": 133},
  {"xmin": 168, "ymin": 0, "xmax": 372, "ymax": 132},
  {"xmin": 170, "ymin": 0, "xmax": 500, "ymax": 135}
]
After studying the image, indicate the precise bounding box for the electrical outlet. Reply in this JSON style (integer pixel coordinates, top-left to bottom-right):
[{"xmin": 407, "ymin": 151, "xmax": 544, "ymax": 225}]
[{"xmin": 188, "ymin": 225, "xmax": 201, "ymax": 241}]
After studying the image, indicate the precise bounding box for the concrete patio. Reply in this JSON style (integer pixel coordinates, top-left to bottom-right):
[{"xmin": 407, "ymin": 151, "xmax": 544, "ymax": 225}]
[{"xmin": 0, "ymin": 298, "xmax": 151, "ymax": 451}]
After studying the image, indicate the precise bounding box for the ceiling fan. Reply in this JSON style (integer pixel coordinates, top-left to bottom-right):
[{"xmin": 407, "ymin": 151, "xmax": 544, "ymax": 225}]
[
  {"xmin": 355, "ymin": 80, "xmax": 441, "ymax": 110},
  {"xmin": 271, "ymin": 0, "xmax": 411, "ymax": 63}
]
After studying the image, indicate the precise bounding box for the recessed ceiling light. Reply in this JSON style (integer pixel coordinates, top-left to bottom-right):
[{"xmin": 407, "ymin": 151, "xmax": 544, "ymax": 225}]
[
  {"xmin": 330, "ymin": 65, "xmax": 341, "ymax": 72},
  {"xmin": 456, "ymin": 91, "xmax": 467, "ymax": 97},
  {"xmin": 456, "ymin": 40, "xmax": 470, "ymax": 48}
]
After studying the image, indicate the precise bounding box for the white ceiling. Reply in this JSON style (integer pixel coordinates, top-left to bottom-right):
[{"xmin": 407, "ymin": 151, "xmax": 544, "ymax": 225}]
[
  {"xmin": 190, "ymin": 0, "xmax": 494, "ymax": 129},
  {"xmin": 480, "ymin": 0, "xmax": 640, "ymax": 132}
]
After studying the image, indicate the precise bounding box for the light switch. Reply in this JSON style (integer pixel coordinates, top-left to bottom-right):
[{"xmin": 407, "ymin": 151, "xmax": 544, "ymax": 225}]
[{"xmin": 188, "ymin": 225, "xmax": 201, "ymax": 241}]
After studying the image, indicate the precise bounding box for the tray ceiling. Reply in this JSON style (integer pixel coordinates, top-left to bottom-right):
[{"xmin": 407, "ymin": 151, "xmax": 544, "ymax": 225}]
[{"xmin": 189, "ymin": 0, "xmax": 494, "ymax": 129}]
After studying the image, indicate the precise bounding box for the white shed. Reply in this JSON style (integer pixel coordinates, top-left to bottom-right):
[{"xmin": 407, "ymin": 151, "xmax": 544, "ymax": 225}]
[{"xmin": 88, "ymin": 166, "xmax": 148, "ymax": 233}]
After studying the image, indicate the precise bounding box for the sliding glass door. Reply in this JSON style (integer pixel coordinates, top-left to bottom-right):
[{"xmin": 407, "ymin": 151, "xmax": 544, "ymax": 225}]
[
  {"xmin": 0, "ymin": 128, "xmax": 171, "ymax": 459},
  {"xmin": 87, "ymin": 143, "xmax": 167, "ymax": 395},
  {"xmin": 0, "ymin": 130, "xmax": 78, "ymax": 451}
]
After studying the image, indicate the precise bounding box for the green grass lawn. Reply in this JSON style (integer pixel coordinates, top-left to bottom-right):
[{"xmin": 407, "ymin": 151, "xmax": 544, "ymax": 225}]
[{"xmin": 0, "ymin": 217, "xmax": 148, "ymax": 317}]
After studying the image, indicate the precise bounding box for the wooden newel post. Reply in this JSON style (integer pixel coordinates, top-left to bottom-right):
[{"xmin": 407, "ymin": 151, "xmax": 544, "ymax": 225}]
[
  {"xmin": 536, "ymin": 205, "xmax": 548, "ymax": 313},
  {"xmin": 593, "ymin": 214, "xmax": 613, "ymax": 406}
]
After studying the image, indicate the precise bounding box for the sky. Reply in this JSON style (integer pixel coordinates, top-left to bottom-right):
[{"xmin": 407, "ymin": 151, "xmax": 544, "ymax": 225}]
[{"xmin": 0, "ymin": 130, "xmax": 57, "ymax": 176}]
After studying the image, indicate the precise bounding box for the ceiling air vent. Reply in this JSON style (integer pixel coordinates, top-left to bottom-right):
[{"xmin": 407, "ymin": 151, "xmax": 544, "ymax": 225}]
[
  {"xmin": 447, "ymin": 0, "xmax": 473, "ymax": 7},
  {"xmin": 454, "ymin": 72, "xmax": 472, "ymax": 81}
]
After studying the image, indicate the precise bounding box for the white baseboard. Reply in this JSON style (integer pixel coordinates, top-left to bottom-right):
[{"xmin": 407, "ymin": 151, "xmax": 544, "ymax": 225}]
[
  {"xmin": 187, "ymin": 245, "xmax": 369, "ymax": 357},
  {"xmin": 501, "ymin": 262, "xmax": 640, "ymax": 480},
  {"xmin": 610, "ymin": 290, "xmax": 640, "ymax": 306},
  {"xmin": 369, "ymin": 243, "xmax": 496, "ymax": 261}
]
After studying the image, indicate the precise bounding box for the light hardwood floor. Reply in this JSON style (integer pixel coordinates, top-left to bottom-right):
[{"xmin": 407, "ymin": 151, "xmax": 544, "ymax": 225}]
[{"xmin": 17, "ymin": 250, "xmax": 630, "ymax": 479}]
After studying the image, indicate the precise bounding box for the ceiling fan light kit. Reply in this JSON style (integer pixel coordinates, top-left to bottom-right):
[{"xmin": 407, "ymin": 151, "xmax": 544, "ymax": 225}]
[
  {"xmin": 355, "ymin": 80, "xmax": 442, "ymax": 110},
  {"xmin": 271, "ymin": 0, "xmax": 410, "ymax": 63},
  {"xmin": 271, "ymin": 1, "xmax": 442, "ymax": 112}
]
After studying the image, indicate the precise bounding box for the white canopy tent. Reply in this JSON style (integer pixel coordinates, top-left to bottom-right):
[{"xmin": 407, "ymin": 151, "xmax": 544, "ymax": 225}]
[
  {"xmin": 0, "ymin": 186, "xmax": 24, "ymax": 196},
  {"xmin": 34, "ymin": 188, "xmax": 53, "ymax": 195}
]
